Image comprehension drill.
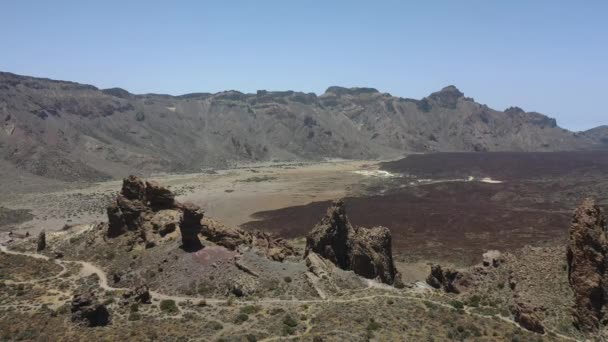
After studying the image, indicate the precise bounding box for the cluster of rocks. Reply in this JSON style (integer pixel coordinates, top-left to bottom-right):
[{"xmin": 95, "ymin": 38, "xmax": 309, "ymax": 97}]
[
  {"xmin": 202, "ymin": 217, "xmax": 296, "ymax": 261},
  {"xmin": 121, "ymin": 284, "xmax": 151, "ymax": 304},
  {"xmin": 70, "ymin": 293, "xmax": 110, "ymax": 327},
  {"xmin": 567, "ymin": 198, "xmax": 608, "ymax": 332},
  {"xmin": 304, "ymin": 199, "xmax": 402, "ymax": 286},
  {"xmin": 426, "ymin": 265, "xmax": 467, "ymax": 294}
]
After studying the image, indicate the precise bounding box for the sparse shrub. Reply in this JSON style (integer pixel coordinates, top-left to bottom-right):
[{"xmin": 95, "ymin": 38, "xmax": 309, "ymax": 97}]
[
  {"xmin": 283, "ymin": 314, "xmax": 298, "ymax": 327},
  {"xmin": 102, "ymin": 297, "xmax": 115, "ymax": 306},
  {"xmin": 467, "ymin": 295, "xmax": 481, "ymax": 307},
  {"xmin": 270, "ymin": 307, "xmax": 285, "ymax": 315},
  {"xmin": 450, "ymin": 300, "xmax": 464, "ymax": 310},
  {"xmin": 205, "ymin": 321, "xmax": 223, "ymax": 330},
  {"xmin": 367, "ymin": 320, "xmax": 382, "ymax": 331},
  {"xmin": 130, "ymin": 303, "xmax": 139, "ymax": 313},
  {"xmin": 240, "ymin": 305, "xmax": 261, "ymax": 315},
  {"xmin": 128, "ymin": 312, "xmax": 141, "ymax": 321},
  {"xmin": 284, "ymin": 276, "xmax": 292, "ymax": 283},
  {"xmin": 160, "ymin": 299, "xmax": 178, "ymax": 314},
  {"xmin": 234, "ymin": 313, "xmax": 249, "ymax": 324}
]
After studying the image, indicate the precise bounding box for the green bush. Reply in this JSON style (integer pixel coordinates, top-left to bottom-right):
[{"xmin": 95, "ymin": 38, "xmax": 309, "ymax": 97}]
[
  {"xmin": 367, "ymin": 320, "xmax": 382, "ymax": 331},
  {"xmin": 283, "ymin": 314, "xmax": 298, "ymax": 327},
  {"xmin": 234, "ymin": 313, "xmax": 249, "ymax": 324},
  {"xmin": 205, "ymin": 321, "xmax": 223, "ymax": 330},
  {"xmin": 159, "ymin": 299, "xmax": 178, "ymax": 314},
  {"xmin": 450, "ymin": 300, "xmax": 464, "ymax": 310},
  {"xmin": 240, "ymin": 305, "xmax": 261, "ymax": 315},
  {"xmin": 128, "ymin": 312, "xmax": 141, "ymax": 321}
]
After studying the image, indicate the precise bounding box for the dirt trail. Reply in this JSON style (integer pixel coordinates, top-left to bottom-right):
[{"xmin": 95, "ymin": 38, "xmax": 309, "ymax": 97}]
[{"xmin": 0, "ymin": 244, "xmax": 578, "ymax": 341}]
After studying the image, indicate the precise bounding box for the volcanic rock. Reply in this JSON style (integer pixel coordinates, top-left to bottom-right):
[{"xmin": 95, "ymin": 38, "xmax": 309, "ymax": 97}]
[
  {"xmin": 121, "ymin": 175, "xmax": 146, "ymax": 200},
  {"xmin": 304, "ymin": 199, "xmax": 401, "ymax": 285},
  {"xmin": 145, "ymin": 180, "xmax": 175, "ymax": 209},
  {"xmin": 36, "ymin": 231, "xmax": 46, "ymax": 252},
  {"xmin": 71, "ymin": 293, "xmax": 110, "ymax": 327},
  {"xmin": 567, "ymin": 198, "xmax": 608, "ymax": 331},
  {"xmin": 426, "ymin": 264, "xmax": 467, "ymax": 294},
  {"xmin": 105, "ymin": 175, "xmax": 294, "ymax": 258},
  {"xmin": 105, "ymin": 176, "xmax": 203, "ymax": 251},
  {"xmin": 513, "ymin": 302, "xmax": 545, "ymax": 334},
  {"xmin": 178, "ymin": 203, "xmax": 205, "ymax": 252}
]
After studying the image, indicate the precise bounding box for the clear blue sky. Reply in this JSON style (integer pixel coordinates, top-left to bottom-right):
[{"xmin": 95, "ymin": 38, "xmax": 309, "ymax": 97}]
[{"xmin": 1, "ymin": 1, "xmax": 606, "ymax": 130}]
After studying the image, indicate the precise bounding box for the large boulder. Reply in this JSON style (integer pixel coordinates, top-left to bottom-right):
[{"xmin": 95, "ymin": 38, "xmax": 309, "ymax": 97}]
[
  {"xmin": 567, "ymin": 198, "xmax": 608, "ymax": 331},
  {"xmin": 71, "ymin": 293, "xmax": 110, "ymax": 327},
  {"xmin": 304, "ymin": 199, "xmax": 401, "ymax": 285}
]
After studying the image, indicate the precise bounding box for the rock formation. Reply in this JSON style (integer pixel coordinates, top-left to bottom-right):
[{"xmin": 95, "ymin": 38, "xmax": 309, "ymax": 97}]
[
  {"xmin": 426, "ymin": 265, "xmax": 468, "ymax": 294},
  {"xmin": 567, "ymin": 198, "xmax": 608, "ymax": 331},
  {"xmin": 71, "ymin": 293, "xmax": 110, "ymax": 327},
  {"xmin": 105, "ymin": 175, "xmax": 295, "ymax": 259},
  {"xmin": 513, "ymin": 302, "xmax": 545, "ymax": 334},
  {"xmin": 304, "ymin": 199, "xmax": 401, "ymax": 285},
  {"xmin": 36, "ymin": 231, "xmax": 46, "ymax": 252},
  {"xmin": 105, "ymin": 175, "xmax": 204, "ymax": 251}
]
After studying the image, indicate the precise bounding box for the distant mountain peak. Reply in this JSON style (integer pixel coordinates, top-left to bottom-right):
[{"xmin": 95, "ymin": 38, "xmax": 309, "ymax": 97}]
[
  {"xmin": 505, "ymin": 106, "xmax": 526, "ymax": 115},
  {"xmin": 427, "ymin": 85, "xmax": 464, "ymax": 108}
]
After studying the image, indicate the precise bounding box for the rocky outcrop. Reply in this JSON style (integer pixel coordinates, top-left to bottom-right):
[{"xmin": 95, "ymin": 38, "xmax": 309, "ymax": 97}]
[
  {"xmin": 304, "ymin": 199, "xmax": 401, "ymax": 285},
  {"xmin": 513, "ymin": 302, "xmax": 545, "ymax": 334},
  {"xmin": 105, "ymin": 175, "xmax": 204, "ymax": 251},
  {"xmin": 201, "ymin": 217, "xmax": 296, "ymax": 261},
  {"xmin": 105, "ymin": 176, "xmax": 296, "ymax": 259},
  {"xmin": 122, "ymin": 285, "xmax": 151, "ymax": 304},
  {"xmin": 71, "ymin": 293, "xmax": 110, "ymax": 327},
  {"xmin": 426, "ymin": 265, "xmax": 468, "ymax": 294},
  {"xmin": 567, "ymin": 198, "xmax": 608, "ymax": 331},
  {"xmin": 36, "ymin": 231, "xmax": 46, "ymax": 252}
]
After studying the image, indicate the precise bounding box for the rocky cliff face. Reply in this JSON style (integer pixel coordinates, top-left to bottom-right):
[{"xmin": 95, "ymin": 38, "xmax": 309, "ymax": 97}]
[
  {"xmin": 305, "ymin": 199, "xmax": 401, "ymax": 285},
  {"xmin": 567, "ymin": 198, "xmax": 608, "ymax": 331},
  {"xmin": 0, "ymin": 71, "xmax": 604, "ymax": 183}
]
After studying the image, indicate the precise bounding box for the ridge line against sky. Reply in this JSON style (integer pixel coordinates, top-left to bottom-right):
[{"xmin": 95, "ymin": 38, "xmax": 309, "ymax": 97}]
[{"xmin": 1, "ymin": 1, "xmax": 606, "ymax": 131}]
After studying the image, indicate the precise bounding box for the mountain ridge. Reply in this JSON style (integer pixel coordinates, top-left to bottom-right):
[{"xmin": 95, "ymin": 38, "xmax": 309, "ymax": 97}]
[{"xmin": 1, "ymin": 71, "xmax": 606, "ymax": 183}]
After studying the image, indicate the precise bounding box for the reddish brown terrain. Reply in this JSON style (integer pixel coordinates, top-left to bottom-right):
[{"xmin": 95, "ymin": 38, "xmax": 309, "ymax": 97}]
[{"xmin": 243, "ymin": 151, "xmax": 608, "ymax": 265}]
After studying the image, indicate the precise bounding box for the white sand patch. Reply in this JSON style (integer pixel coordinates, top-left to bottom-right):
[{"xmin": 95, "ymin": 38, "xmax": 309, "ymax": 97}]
[
  {"xmin": 479, "ymin": 177, "xmax": 503, "ymax": 184},
  {"xmin": 352, "ymin": 170, "xmax": 398, "ymax": 178}
]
